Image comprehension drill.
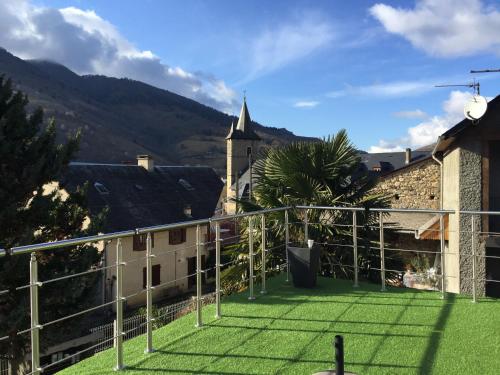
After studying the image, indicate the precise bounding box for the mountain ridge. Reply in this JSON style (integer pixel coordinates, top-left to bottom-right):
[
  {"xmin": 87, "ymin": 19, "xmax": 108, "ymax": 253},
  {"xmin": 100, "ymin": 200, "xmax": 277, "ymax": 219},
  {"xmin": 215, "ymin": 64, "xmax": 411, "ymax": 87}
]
[{"xmin": 0, "ymin": 47, "xmax": 311, "ymax": 173}]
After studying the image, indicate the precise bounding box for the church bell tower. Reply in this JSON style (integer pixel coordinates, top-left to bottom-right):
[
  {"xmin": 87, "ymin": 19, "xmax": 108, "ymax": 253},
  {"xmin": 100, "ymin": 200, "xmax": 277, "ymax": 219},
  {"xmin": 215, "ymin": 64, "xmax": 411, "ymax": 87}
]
[{"xmin": 225, "ymin": 97, "xmax": 261, "ymax": 214}]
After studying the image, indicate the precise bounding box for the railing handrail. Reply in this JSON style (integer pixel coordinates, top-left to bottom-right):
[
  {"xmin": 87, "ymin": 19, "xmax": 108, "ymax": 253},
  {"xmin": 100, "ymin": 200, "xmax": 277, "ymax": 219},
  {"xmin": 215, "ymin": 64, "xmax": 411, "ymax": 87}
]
[
  {"xmin": 5, "ymin": 205, "xmax": 500, "ymax": 256},
  {"xmin": 1, "ymin": 206, "xmax": 291, "ymax": 256}
]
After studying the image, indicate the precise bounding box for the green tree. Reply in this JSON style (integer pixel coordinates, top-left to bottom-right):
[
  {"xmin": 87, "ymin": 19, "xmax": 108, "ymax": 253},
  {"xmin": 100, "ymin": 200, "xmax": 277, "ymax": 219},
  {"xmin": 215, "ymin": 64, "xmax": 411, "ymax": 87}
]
[
  {"xmin": 223, "ymin": 130, "xmax": 388, "ymax": 288},
  {"xmin": 0, "ymin": 76, "xmax": 106, "ymax": 373}
]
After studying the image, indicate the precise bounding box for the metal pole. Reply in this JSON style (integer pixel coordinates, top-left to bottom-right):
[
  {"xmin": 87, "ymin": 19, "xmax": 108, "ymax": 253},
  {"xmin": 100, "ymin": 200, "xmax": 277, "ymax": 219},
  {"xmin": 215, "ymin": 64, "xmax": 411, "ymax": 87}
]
[
  {"xmin": 334, "ymin": 335, "xmax": 345, "ymax": 375},
  {"xmin": 195, "ymin": 225, "xmax": 203, "ymax": 327},
  {"xmin": 248, "ymin": 154, "xmax": 252, "ymax": 202},
  {"xmin": 145, "ymin": 232, "xmax": 154, "ymax": 353},
  {"xmin": 353, "ymin": 211, "xmax": 359, "ymax": 288},
  {"xmin": 471, "ymin": 215, "xmax": 477, "ymax": 303},
  {"xmin": 261, "ymin": 214, "xmax": 267, "ymax": 294},
  {"xmin": 215, "ymin": 222, "xmax": 222, "ymax": 318},
  {"xmin": 285, "ymin": 209, "xmax": 290, "ymax": 282},
  {"xmin": 248, "ymin": 216, "xmax": 255, "ymax": 300},
  {"xmin": 114, "ymin": 238, "xmax": 124, "ymax": 370},
  {"xmin": 379, "ymin": 212, "xmax": 386, "ymax": 292},
  {"xmin": 304, "ymin": 208, "xmax": 309, "ymax": 242},
  {"xmin": 440, "ymin": 214, "xmax": 446, "ymax": 299},
  {"xmin": 29, "ymin": 253, "xmax": 40, "ymax": 375}
]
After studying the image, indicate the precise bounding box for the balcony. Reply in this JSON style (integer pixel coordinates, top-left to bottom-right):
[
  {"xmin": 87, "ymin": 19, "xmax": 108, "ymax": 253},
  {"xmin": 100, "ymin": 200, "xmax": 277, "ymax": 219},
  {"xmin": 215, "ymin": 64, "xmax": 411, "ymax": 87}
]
[{"xmin": 1, "ymin": 206, "xmax": 500, "ymax": 375}]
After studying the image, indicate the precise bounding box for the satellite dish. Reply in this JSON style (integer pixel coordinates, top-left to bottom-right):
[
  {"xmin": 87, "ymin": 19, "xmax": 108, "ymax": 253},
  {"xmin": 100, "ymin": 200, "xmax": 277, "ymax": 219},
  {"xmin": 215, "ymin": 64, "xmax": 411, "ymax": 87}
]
[{"xmin": 464, "ymin": 95, "xmax": 487, "ymax": 121}]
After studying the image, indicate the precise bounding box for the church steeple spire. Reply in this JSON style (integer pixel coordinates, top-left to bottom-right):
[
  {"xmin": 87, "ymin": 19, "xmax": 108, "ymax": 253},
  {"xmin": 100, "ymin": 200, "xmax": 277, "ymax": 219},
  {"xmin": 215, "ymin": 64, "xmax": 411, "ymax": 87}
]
[{"xmin": 226, "ymin": 97, "xmax": 260, "ymax": 140}]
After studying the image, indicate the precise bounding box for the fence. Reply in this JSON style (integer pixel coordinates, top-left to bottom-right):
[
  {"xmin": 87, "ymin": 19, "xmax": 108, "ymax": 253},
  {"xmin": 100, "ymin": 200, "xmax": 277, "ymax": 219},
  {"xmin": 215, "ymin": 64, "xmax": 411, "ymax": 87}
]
[
  {"xmin": 90, "ymin": 292, "xmax": 216, "ymax": 354},
  {"xmin": 1, "ymin": 205, "xmax": 499, "ymax": 374}
]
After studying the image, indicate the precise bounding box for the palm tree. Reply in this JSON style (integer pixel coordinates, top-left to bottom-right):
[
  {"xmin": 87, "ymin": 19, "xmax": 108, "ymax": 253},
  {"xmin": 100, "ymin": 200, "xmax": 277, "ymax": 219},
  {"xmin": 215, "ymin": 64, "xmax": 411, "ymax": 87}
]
[{"xmin": 222, "ymin": 130, "xmax": 389, "ymax": 290}]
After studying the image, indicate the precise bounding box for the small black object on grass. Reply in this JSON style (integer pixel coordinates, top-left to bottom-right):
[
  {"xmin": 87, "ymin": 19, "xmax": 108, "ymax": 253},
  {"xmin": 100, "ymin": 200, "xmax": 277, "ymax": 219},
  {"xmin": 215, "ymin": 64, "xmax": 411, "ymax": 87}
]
[{"xmin": 312, "ymin": 335, "xmax": 356, "ymax": 375}]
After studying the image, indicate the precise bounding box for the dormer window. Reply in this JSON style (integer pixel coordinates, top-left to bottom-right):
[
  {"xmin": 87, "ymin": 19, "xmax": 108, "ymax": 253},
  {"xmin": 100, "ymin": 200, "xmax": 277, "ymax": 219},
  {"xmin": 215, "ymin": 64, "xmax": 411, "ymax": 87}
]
[
  {"xmin": 178, "ymin": 178, "xmax": 194, "ymax": 191},
  {"xmin": 94, "ymin": 182, "xmax": 109, "ymax": 195}
]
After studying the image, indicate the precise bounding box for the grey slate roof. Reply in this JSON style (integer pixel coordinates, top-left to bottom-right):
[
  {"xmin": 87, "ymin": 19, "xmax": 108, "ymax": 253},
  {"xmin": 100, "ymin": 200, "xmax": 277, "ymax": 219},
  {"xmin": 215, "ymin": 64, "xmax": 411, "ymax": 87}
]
[
  {"xmin": 359, "ymin": 150, "xmax": 432, "ymax": 175},
  {"xmin": 61, "ymin": 163, "xmax": 223, "ymax": 232}
]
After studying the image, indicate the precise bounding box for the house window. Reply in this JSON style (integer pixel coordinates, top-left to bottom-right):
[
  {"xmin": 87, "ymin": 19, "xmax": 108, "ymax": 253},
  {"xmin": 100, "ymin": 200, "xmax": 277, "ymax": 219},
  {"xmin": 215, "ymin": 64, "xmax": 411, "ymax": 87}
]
[
  {"xmin": 187, "ymin": 255, "xmax": 206, "ymax": 288},
  {"xmin": 169, "ymin": 228, "xmax": 186, "ymax": 245},
  {"xmin": 133, "ymin": 233, "xmax": 154, "ymax": 251},
  {"xmin": 143, "ymin": 264, "xmax": 161, "ymax": 288}
]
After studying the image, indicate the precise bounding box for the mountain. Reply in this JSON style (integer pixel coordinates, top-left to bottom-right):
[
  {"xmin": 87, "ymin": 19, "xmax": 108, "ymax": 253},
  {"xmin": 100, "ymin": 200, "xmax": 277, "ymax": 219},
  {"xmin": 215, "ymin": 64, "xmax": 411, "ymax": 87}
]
[{"xmin": 0, "ymin": 48, "xmax": 310, "ymax": 173}]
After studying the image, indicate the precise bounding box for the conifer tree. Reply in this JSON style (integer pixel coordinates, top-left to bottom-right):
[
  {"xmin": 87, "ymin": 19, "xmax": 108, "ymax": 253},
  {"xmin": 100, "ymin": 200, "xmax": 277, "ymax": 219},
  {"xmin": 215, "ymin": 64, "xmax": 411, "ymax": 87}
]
[{"xmin": 0, "ymin": 76, "xmax": 106, "ymax": 373}]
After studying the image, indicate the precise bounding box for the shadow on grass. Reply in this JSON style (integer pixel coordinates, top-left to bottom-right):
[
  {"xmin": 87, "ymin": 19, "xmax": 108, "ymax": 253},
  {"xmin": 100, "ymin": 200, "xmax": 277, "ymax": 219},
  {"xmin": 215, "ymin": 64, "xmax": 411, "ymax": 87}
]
[{"xmin": 417, "ymin": 293, "xmax": 455, "ymax": 375}]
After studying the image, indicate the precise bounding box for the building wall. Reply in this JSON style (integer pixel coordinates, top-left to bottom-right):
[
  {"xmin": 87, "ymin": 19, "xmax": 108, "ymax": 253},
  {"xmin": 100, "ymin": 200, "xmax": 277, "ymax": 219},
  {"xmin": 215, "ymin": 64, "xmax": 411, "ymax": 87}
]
[
  {"xmin": 370, "ymin": 159, "xmax": 440, "ymax": 209},
  {"xmin": 443, "ymin": 147, "xmax": 461, "ymax": 293},
  {"xmin": 457, "ymin": 139, "xmax": 486, "ymax": 296},
  {"xmin": 105, "ymin": 226, "xmax": 208, "ymax": 308}
]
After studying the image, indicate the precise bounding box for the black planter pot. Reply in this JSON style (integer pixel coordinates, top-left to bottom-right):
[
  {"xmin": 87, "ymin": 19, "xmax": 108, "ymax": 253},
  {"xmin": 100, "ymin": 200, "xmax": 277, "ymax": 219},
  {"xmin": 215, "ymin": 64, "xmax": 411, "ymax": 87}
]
[{"xmin": 288, "ymin": 245, "xmax": 320, "ymax": 288}]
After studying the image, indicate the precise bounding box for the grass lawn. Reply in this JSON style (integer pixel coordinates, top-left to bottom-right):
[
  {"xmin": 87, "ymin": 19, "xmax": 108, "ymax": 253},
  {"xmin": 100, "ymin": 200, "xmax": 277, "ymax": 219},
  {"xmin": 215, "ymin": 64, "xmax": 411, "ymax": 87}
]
[{"xmin": 58, "ymin": 274, "xmax": 500, "ymax": 375}]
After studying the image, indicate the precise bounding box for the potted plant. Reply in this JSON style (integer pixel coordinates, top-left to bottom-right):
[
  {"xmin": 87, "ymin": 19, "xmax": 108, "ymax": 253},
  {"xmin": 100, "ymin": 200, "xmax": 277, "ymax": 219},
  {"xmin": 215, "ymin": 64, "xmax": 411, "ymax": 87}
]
[{"xmin": 288, "ymin": 239, "xmax": 321, "ymax": 288}]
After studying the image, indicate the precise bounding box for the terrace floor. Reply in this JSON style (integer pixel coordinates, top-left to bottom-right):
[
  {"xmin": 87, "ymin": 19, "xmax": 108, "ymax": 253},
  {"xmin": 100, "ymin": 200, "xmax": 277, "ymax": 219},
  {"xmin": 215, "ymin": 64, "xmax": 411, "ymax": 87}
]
[{"xmin": 58, "ymin": 275, "xmax": 500, "ymax": 375}]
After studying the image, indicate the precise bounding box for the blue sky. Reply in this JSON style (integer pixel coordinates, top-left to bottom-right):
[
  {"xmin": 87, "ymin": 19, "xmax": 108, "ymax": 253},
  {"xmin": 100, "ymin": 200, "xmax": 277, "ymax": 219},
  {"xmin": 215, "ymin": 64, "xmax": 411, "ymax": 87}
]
[{"xmin": 2, "ymin": 0, "xmax": 500, "ymax": 152}]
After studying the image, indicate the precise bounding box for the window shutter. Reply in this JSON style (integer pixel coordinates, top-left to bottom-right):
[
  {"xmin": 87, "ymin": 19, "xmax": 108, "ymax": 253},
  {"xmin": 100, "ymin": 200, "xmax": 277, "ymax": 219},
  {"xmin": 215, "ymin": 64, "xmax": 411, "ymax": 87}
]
[{"xmin": 152, "ymin": 264, "xmax": 161, "ymax": 286}]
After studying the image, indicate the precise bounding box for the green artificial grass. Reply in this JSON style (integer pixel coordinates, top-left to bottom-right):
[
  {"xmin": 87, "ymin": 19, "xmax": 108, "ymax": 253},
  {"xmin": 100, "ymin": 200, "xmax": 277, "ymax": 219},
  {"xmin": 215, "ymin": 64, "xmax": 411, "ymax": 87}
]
[{"xmin": 58, "ymin": 275, "xmax": 500, "ymax": 375}]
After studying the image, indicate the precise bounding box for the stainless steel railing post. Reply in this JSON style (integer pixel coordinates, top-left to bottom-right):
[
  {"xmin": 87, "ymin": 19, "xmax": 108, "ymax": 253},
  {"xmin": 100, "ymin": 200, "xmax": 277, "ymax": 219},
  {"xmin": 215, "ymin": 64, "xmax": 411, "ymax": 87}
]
[
  {"xmin": 353, "ymin": 211, "xmax": 359, "ymax": 288},
  {"xmin": 379, "ymin": 212, "xmax": 386, "ymax": 292},
  {"xmin": 145, "ymin": 232, "xmax": 155, "ymax": 353},
  {"xmin": 195, "ymin": 225, "xmax": 203, "ymax": 327},
  {"xmin": 215, "ymin": 222, "xmax": 222, "ymax": 318},
  {"xmin": 248, "ymin": 216, "xmax": 255, "ymax": 300},
  {"xmin": 471, "ymin": 215, "xmax": 477, "ymax": 303},
  {"xmin": 261, "ymin": 214, "xmax": 267, "ymax": 294},
  {"xmin": 114, "ymin": 238, "xmax": 125, "ymax": 370},
  {"xmin": 29, "ymin": 253, "xmax": 41, "ymax": 375},
  {"xmin": 304, "ymin": 207, "xmax": 309, "ymax": 242},
  {"xmin": 285, "ymin": 209, "xmax": 290, "ymax": 282},
  {"xmin": 440, "ymin": 214, "xmax": 446, "ymax": 299}
]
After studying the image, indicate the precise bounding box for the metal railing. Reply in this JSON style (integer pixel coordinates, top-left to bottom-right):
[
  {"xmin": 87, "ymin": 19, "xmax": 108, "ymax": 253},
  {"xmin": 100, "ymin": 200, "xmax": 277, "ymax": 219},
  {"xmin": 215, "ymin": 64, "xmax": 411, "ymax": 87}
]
[{"xmin": 1, "ymin": 205, "xmax": 500, "ymax": 374}]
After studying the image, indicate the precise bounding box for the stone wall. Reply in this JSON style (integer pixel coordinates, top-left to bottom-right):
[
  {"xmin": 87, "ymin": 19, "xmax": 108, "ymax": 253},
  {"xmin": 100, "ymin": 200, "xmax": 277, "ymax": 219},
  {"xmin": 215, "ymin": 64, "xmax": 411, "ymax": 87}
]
[
  {"xmin": 457, "ymin": 141, "xmax": 486, "ymax": 296},
  {"xmin": 371, "ymin": 158, "xmax": 440, "ymax": 209}
]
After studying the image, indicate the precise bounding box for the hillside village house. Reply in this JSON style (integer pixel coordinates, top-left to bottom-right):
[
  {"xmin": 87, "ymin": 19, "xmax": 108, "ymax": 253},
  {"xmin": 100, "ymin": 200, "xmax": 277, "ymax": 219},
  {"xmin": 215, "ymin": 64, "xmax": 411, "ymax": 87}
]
[
  {"xmin": 57, "ymin": 156, "xmax": 223, "ymax": 308},
  {"xmin": 367, "ymin": 96, "xmax": 500, "ymax": 297}
]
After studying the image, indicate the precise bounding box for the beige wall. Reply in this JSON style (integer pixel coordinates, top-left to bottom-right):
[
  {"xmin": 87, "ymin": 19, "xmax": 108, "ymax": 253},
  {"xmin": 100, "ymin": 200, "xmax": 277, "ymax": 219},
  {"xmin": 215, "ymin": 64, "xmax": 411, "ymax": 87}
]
[
  {"xmin": 442, "ymin": 147, "xmax": 461, "ymax": 293},
  {"xmin": 105, "ymin": 226, "xmax": 209, "ymax": 308},
  {"xmin": 371, "ymin": 159, "xmax": 440, "ymax": 209}
]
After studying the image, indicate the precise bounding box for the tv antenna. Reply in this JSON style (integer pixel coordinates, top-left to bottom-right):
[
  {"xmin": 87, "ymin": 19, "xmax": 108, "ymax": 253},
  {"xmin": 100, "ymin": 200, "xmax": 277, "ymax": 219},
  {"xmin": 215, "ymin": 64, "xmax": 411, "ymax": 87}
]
[
  {"xmin": 470, "ymin": 68, "xmax": 500, "ymax": 74},
  {"xmin": 435, "ymin": 79, "xmax": 487, "ymax": 121},
  {"xmin": 435, "ymin": 80, "xmax": 480, "ymax": 95}
]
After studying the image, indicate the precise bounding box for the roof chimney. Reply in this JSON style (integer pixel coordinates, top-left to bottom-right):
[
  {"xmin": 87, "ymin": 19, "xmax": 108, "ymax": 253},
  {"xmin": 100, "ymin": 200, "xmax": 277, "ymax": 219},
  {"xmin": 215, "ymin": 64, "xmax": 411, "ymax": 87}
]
[
  {"xmin": 405, "ymin": 148, "xmax": 411, "ymax": 165},
  {"xmin": 137, "ymin": 155, "xmax": 154, "ymax": 172}
]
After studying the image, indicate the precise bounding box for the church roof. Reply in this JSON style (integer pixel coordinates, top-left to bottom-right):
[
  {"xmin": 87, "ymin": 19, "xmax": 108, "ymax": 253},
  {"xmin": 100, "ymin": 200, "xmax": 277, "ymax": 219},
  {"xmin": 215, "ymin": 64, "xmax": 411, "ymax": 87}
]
[{"xmin": 226, "ymin": 98, "xmax": 261, "ymax": 140}]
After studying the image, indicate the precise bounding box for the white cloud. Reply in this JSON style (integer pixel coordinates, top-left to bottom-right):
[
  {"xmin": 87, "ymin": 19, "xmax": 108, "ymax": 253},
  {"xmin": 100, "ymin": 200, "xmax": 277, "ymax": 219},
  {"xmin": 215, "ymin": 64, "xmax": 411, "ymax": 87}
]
[
  {"xmin": 369, "ymin": 90, "xmax": 473, "ymax": 152},
  {"xmin": 370, "ymin": 0, "xmax": 500, "ymax": 57},
  {"xmin": 294, "ymin": 100, "xmax": 320, "ymax": 108},
  {"xmin": 393, "ymin": 109, "xmax": 428, "ymax": 119},
  {"xmin": 0, "ymin": 0, "xmax": 238, "ymax": 112},
  {"xmin": 327, "ymin": 79, "xmax": 435, "ymax": 99},
  {"xmin": 245, "ymin": 14, "xmax": 334, "ymax": 81}
]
